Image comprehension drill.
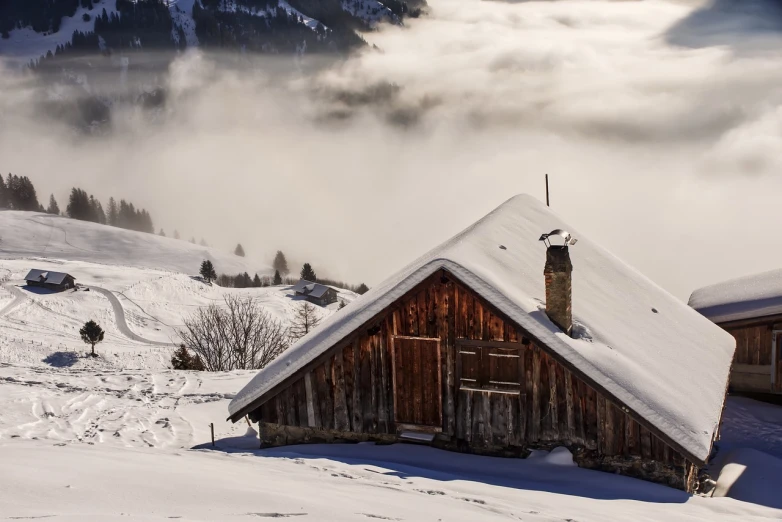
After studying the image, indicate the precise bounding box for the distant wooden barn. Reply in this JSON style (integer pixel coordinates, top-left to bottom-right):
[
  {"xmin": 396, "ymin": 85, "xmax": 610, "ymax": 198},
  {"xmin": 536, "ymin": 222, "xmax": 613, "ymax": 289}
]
[
  {"xmin": 292, "ymin": 280, "xmax": 338, "ymax": 306},
  {"xmin": 230, "ymin": 195, "xmax": 735, "ymax": 492},
  {"xmin": 690, "ymin": 269, "xmax": 782, "ymax": 395},
  {"xmin": 24, "ymin": 269, "xmax": 76, "ymax": 291}
]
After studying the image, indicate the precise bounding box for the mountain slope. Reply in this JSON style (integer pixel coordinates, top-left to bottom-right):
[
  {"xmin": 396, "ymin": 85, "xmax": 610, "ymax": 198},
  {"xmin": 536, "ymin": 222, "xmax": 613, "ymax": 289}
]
[
  {"xmin": 0, "ymin": 210, "xmax": 356, "ymax": 370},
  {"xmin": 0, "ymin": 210, "xmax": 266, "ymax": 276}
]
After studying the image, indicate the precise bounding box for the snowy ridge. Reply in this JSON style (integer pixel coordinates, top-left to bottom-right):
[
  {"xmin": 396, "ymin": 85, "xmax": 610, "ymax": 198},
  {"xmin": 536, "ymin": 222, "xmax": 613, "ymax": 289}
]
[
  {"xmin": 219, "ymin": 0, "xmax": 326, "ymax": 31},
  {"xmin": 0, "ymin": 4, "xmax": 118, "ymax": 66},
  {"xmin": 230, "ymin": 194, "xmax": 735, "ymax": 464},
  {"xmin": 341, "ymin": 0, "xmax": 400, "ymax": 26},
  {"xmin": 0, "ymin": 210, "xmax": 266, "ymax": 277},
  {"xmin": 689, "ymin": 268, "xmax": 782, "ymax": 323},
  {"xmin": 169, "ymin": 0, "xmax": 200, "ymax": 47}
]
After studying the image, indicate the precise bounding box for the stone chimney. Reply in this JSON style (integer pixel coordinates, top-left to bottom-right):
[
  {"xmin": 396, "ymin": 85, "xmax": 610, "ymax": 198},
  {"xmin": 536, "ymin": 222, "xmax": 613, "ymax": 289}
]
[{"xmin": 540, "ymin": 230, "xmax": 576, "ymax": 336}]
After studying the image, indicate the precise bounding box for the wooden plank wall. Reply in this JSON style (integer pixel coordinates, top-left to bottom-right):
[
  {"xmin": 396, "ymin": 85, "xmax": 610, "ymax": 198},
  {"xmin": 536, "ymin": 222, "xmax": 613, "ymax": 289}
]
[
  {"xmin": 254, "ymin": 272, "xmax": 686, "ymax": 468},
  {"xmin": 727, "ymin": 325, "xmax": 772, "ymax": 365}
]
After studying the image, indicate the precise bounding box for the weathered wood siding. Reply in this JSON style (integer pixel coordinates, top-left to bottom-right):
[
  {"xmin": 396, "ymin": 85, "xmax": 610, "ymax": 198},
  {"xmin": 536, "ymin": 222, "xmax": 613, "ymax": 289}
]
[
  {"xmin": 728, "ymin": 325, "xmax": 772, "ymax": 366},
  {"xmin": 251, "ymin": 271, "xmax": 695, "ymax": 489},
  {"xmin": 723, "ymin": 321, "xmax": 781, "ymax": 393}
]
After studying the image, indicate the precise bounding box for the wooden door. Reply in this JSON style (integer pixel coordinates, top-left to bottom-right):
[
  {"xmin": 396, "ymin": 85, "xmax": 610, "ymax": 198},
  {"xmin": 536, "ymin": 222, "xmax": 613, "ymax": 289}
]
[
  {"xmin": 775, "ymin": 334, "xmax": 782, "ymax": 393},
  {"xmin": 392, "ymin": 337, "xmax": 442, "ymax": 429}
]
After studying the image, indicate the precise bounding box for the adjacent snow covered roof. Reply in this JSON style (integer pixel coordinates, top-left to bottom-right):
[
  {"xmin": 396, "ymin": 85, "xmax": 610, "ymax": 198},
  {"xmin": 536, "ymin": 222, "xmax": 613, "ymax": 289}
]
[
  {"xmin": 230, "ymin": 195, "xmax": 734, "ymax": 463},
  {"xmin": 689, "ymin": 269, "xmax": 782, "ymax": 324},
  {"xmin": 24, "ymin": 269, "xmax": 73, "ymax": 285}
]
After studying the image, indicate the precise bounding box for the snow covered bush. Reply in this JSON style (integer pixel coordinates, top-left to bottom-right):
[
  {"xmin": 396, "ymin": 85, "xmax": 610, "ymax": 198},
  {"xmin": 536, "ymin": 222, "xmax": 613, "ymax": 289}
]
[{"xmin": 178, "ymin": 295, "xmax": 288, "ymax": 371}]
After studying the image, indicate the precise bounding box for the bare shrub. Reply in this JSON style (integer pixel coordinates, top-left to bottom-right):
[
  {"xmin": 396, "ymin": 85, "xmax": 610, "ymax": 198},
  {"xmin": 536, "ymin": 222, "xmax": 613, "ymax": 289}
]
[
  {"xmin": 178, "ymin": 295, "xmax": 289, "ymax": 371},
  {"xmin": 290, "ymin": 301, "xmax": 321, "ymax": 341}
]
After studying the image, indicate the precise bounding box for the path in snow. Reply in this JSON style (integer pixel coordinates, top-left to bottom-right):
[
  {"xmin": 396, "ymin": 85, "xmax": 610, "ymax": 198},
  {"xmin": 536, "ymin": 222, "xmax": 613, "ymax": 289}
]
[
  {"xmin": 0, "ymin": 284, "xmax": 26, "ymax": 317},
  {"xmin": 88, "ymin": 286, "xmax": 174, "ymax": 347}
]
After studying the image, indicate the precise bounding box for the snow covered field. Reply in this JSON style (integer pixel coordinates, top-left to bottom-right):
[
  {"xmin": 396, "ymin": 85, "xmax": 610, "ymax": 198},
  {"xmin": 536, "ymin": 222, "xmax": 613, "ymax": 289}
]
[{"xmin": 0, "ymin": 209, "xmax": 781, "ymax": 520}]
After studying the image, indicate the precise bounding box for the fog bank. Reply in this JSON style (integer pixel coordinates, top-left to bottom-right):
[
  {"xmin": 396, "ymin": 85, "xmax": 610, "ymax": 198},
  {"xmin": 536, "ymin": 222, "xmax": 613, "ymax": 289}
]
[{"xmin": 3, "ymin": 0, "xmax": 782, "ymax": 298}]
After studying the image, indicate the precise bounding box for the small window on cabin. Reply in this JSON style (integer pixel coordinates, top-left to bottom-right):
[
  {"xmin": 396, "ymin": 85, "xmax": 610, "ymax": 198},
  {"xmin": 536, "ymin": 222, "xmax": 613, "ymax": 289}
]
[{"xmin": 458, "ymin": 343, "xmax": 521, "ymax": 393}]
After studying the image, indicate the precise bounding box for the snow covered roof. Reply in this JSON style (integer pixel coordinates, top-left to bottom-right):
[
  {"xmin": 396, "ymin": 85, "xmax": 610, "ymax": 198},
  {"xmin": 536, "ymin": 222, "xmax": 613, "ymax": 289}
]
[
  {"xmin": 24, "ymin": 269, "xmax": 73, "ymax": 285},
  {"xmin": 291, "ymin": 279, "xmax": 314, "ymax": 293},
  {"xmin": 689, "ymin": 269, "xmax": 782, "ymax": 324},
  {"xmin": 292, "ymin": 280, "xmax": 332, "ymax": 299},
  {"xmin": 230, "ymin": 195, "xmax": 734, "ymax": 464}
]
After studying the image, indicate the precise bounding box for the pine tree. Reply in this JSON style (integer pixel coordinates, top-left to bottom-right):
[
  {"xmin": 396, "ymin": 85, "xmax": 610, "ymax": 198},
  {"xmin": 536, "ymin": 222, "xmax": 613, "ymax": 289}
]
[
  {"xmin": 171, "ymin": 344, "xmax": 194, "ymax": 370},
  {"xmin": 107, "ymin": 197, "xmax": 118, "ymax": 226},
  {"xmin": 253, "ymin": 273, "xmax": 262, "ymax": 287},
  {"xmin": 300, "ymin": 263, "xmax": 316, "ymax": 282},
  {"xmin": 200, "ymin": 238, "xmax": 208, "ymax": 247},
  {"xmin": 159, "ymin": 229, "xmax": 166, "ymax": 237},
  {"xmin": 47, "ymin": 194, "xmax": 60, "ymax": 215},
  {"xmin": 199, "ymin": 260, "xmax": 216, "ymax": 283},
  {"xmin": 6, "ymin": 175, "xmax": 40, "ymax": 211},
  {"xmin": 0, "ymin": 174, "xmax": 7, "ymax": 208},
  {"xmin": 234, "ymin": 243, "xmax": 245, "ymax": 257},
  {"xmin": 356, "ymin": 283, "xmax": 369, "ymax": 295},
  {"xmin": 273, "ymin": 269, "xmax": 282, "ymax": 285},
  {"xmin": 290, "ymin": 302, "xmax": 321, "ymax": 340},
  {"xmin": 173, "ymin": 229, "xmax": 180, "ymax": 240},
  {"xmin": 67, "ymin": 188, "xmax": 92, "ymax": 221},
  {"xmin": 79, "ymin": 320, "xmax": 105, "ymax": 357},
  {"xmin": 90, "ymin": 196, "xmax": 106, "ymax": 224},
  {"xmin": 273, "ymin": 250, "xmax": 289, "ymax": 275}
]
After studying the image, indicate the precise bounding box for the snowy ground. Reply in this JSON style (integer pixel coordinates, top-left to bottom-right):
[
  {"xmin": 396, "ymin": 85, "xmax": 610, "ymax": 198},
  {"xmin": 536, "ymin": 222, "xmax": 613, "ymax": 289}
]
[
  {"xmin": 0, "ymin": 210, "xmax": 780, "ymax": 520},
  {"xmin": 1, "ymin": 378, "xmax": 781, "ymax": 521}
]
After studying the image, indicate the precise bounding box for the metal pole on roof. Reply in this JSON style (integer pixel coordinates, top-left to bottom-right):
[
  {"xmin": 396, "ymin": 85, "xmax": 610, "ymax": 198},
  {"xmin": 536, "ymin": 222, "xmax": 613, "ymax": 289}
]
[{"xmin": 545, "ymin": 174, "xmax": 550, "ymax": 207}]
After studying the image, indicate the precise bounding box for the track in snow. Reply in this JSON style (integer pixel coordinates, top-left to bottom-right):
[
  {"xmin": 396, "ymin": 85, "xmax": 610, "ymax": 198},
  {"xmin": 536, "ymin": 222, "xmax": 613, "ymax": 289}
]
[
  {"xmin": 88, "ymin": 286, "xmax": 174, "ymax": 347},
  {"xmin": 0, "ymin": 364, "xmax": 238, "ymax": 449},
  {"xmin": 0, "ymin": 285, "xmax": 26, "ymax": 317}
]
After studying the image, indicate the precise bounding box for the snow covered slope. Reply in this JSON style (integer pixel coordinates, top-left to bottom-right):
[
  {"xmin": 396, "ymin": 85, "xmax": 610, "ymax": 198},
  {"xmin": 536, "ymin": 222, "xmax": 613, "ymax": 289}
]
[
  {"xmin": 0, "ymin": 210, "xmax": 266, "ymax": 276},
  {"xmin": 0, "ymin": 4, "xmax": 119, "ymax": 66},
  {"xmin": 689, "ymin": 268, "xmax": 782, "ymax": 323},
  {"xmin": 169, "ymin": 0, "xmax": 200, "ymax": 47},
  {"xmin": 0, "ymin": 210, "xmax": 356, "ymax": 369},
  {"xmin": 342, "ymin": 0, "xmax": 399, "ymax": 26}
]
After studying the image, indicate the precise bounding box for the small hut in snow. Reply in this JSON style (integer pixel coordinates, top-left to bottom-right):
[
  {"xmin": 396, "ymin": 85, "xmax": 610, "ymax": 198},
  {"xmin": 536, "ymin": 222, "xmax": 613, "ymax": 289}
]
[
  {"xmin": 24, "ymin": 269, "xmax": 76, "ymax": 291},
  {"xmin": 690, "ymin": 269, "xmax": 782, "ymax": 395},
  {"xmin": 229, "ymin": 195, "xmax": 734, "ymax": 491},
  {"xmin": 291, "ymin": 279, "xmax": 338, "ymax": 306}
]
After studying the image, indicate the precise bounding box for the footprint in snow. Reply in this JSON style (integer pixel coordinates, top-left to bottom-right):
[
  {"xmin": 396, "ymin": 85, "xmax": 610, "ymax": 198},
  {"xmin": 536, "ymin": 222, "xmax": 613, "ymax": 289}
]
[
  {"xmin": 242, "ymin": 513, "xmax": 307, "ymax": 518},
  {"xmin": 415, "ymin": 489, "xmax": 445, "ymax": 496},
  {"xmin": 331, "ymin": 472, "xmax": 356, "ymax": 479}
]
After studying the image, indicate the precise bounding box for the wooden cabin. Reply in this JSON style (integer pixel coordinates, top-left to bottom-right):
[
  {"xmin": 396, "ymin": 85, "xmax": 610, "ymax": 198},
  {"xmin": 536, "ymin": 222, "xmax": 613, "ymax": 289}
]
[
  {"xmin": 24, "ymin": 269, "xmax": 76, "ymax": 291},
  {"xmin": 690, "ymin": 269, "xmax": 782, "ymax": 394},
  {"xmin": 291, "ymin": 279, "xmax": 338, "ymax": 306},
  {"xmin": 230, "ymin": 195, "xmax": 735, "ymax": 492}
]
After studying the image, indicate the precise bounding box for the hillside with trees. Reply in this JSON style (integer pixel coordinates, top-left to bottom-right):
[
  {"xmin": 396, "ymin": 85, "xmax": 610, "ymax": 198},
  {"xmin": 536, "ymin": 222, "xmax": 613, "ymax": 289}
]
[{"xmin": 5, "ymin": 0, "xmax": 426, "ymax": 71}]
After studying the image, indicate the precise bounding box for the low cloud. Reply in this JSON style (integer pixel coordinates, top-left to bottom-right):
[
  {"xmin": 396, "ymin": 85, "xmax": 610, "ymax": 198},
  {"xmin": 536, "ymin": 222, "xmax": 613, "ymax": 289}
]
[{"xmin": 3, "ymin": 0, "xmax": 782, "ymax": 298}]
